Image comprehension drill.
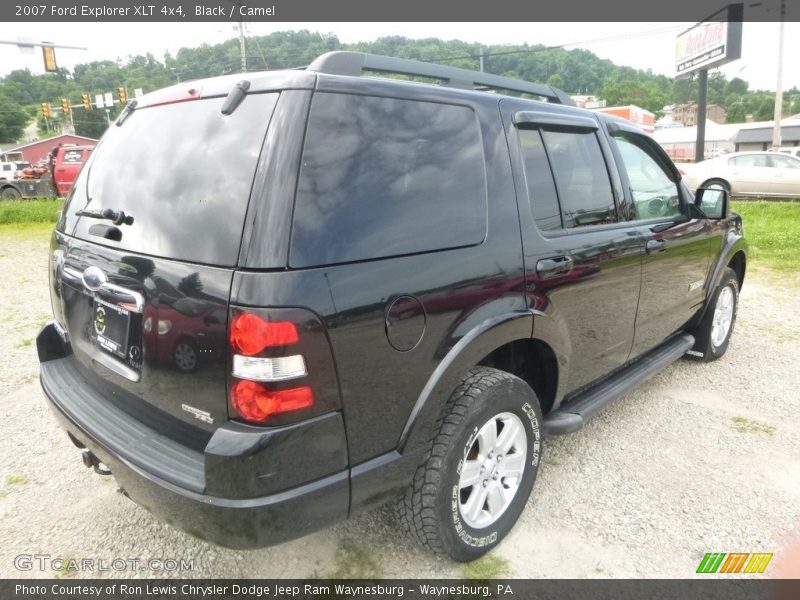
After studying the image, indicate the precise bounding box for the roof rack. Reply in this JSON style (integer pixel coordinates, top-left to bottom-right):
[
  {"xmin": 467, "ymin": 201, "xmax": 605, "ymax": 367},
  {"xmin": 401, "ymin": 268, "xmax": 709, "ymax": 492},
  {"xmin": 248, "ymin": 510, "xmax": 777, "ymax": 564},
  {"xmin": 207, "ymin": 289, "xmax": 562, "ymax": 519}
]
[{"xmin": 307, "ymin": 51, "xmax": 574, "ymax": 106}]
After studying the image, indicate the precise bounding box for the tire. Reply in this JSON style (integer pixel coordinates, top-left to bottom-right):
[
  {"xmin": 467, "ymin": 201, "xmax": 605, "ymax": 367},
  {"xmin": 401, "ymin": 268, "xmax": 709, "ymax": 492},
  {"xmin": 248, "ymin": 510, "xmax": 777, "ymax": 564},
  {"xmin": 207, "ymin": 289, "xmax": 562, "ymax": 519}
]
[
  {"xmin": 396, "ymin": 367, "xmax": 543, "ymax": 562},
  {"xmin": 689, "ymin": 267, "xmax": 739, "ymax": 362},
  {"xmin": 173, "ymin": 339, "xmax": 199, "ymax": 372},
  {"xmin": 701, "ymin": 178, "xmax": 730, "ymax": 193},
  {"xmin": 0, "ymin": 186, "xmax": 22, "ymax": 200}
]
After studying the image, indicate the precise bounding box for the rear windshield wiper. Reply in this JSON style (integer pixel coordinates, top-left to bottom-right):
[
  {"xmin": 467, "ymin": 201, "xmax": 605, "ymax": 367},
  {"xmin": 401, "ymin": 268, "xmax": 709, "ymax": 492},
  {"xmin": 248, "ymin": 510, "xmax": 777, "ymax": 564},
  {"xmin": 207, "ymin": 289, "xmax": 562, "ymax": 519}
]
[{"xmin": 75, "ymin": 208, "xmax": 134, "ymax": 226}]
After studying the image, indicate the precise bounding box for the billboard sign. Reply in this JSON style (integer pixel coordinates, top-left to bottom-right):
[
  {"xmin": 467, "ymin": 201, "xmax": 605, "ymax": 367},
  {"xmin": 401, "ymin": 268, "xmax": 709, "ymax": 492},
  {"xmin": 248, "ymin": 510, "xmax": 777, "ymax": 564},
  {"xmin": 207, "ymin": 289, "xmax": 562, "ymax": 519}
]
[{"xmin": 675, "ymin": 3, "xmax": 742, "ymax": 77}]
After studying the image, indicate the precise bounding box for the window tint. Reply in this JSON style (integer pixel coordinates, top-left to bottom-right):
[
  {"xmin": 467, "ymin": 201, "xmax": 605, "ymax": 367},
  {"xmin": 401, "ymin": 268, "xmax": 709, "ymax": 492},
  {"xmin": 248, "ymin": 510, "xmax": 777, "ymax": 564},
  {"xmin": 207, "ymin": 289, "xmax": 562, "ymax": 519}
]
[
  {"xmin": 518, "ymin": 129, "xmax": 561, "ymax": 231},
  {"xmin": 612, "ymin": 133, "xmax": 681, "ymax": 220},
  {"xmin": 541, "ymin": 129, "xmax": 616, "ymax": 228},
  {"xmin": 730, "ymin": 154, "xmax": 769, "ymax": 168},
  {"xmin": 64, "ymin": 94, "xmax": 278, "ymax": 267},
  {"xmin": 290, "ymin": 93, "xmax": 487, "ymax": 267}
]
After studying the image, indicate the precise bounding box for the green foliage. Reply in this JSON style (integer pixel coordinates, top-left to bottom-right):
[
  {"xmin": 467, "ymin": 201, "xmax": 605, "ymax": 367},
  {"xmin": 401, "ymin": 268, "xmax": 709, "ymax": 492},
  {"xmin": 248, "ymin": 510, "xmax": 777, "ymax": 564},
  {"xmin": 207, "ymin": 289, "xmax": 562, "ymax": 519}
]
[
  {"xmin": 0, "ymin": 91, "xmax": 28, "ymax": 142},
  {"xmin": 731, "ymin": 201, "xmax": 800, "ymax": 271},
  {"xmin": 0, "ymin": 30, "xmax": 793, "ymax": 139},
  {"xmin": 0, "ymin": 199, "xmax": 62, "ymax": 225},
  {"xmin": 464, "ymin": 554, "xmax": 511, "ymax": 579}
]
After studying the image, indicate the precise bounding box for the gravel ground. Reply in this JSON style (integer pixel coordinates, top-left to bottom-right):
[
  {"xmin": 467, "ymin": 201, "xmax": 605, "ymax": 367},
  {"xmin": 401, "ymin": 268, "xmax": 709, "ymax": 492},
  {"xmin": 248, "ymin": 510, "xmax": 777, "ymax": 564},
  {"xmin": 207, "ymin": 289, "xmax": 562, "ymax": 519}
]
[{"xmin": 0, "ymin": 225, "xmax": 798, "ymax": 579}]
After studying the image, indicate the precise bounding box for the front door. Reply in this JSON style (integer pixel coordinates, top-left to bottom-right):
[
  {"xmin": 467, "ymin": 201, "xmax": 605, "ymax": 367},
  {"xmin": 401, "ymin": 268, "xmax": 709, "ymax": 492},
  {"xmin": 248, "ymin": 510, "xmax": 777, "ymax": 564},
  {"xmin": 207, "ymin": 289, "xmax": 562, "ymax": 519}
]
[{"xmin": 608, "ymin": 129, "xmax": 713, "ymax": 358}]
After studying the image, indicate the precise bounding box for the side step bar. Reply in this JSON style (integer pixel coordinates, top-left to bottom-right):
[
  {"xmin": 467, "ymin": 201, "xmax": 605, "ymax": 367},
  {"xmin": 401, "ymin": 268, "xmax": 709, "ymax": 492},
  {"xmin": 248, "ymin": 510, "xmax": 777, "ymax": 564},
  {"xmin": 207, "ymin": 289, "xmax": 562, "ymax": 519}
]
[{"xmin": 542, "ymin": 334, "xmax": 695, "ymax": 435}]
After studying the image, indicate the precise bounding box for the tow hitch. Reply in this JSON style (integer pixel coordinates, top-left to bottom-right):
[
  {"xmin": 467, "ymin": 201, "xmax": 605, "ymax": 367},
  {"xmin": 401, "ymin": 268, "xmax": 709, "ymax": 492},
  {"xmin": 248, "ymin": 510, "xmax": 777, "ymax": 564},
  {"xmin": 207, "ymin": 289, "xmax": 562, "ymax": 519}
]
[{"xmin": 81, "ymin": 449, "xmax": 112, "ymax": 476}]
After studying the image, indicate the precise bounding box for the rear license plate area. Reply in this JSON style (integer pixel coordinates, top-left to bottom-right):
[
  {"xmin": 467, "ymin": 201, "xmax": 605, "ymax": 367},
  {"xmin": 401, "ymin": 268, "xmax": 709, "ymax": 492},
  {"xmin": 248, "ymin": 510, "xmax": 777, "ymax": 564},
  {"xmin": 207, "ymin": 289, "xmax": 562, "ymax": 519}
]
[{"xmin": 92, "ymin": 298, "xmax": 131, "ymax": 360}]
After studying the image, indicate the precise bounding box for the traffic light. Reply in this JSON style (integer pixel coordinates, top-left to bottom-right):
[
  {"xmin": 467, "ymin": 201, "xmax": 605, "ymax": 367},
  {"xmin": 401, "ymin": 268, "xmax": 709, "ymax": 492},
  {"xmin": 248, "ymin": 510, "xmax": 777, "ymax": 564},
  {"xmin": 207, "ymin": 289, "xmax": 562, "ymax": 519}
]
[
  {"xmin": 60, "ymin": 97, "xmax": 70, "ymax": 113},
  {"xmin": 42, "ymin": 44, "xmax": 57, "ymax": 72},
  {"xmin": 81, "ymin": 94, "xmax": 91, "ymax": 110},
  {"xmin": 117, "ymin": 87, "xmax": 128, "ymax": 105},
  {"xmin": 41, "ymin": 103, "xmax": 51, "ymax": 118}
]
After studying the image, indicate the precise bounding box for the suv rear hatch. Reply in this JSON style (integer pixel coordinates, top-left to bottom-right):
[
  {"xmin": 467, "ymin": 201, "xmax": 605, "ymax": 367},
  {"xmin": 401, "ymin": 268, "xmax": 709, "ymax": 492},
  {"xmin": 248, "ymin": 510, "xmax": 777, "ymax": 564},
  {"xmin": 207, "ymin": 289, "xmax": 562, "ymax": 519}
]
[{"xmin": 50, "ymin": 89, "xmax": 280, "ymax": 436}]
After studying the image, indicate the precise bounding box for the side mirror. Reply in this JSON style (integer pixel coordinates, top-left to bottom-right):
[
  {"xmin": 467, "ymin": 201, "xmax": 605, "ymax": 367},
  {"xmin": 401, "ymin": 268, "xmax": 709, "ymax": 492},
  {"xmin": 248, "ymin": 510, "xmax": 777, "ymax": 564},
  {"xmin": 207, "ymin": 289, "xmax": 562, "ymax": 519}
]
[{"xmin": 695, "ymin": 187, "xmax": 728, "ymax": 219}]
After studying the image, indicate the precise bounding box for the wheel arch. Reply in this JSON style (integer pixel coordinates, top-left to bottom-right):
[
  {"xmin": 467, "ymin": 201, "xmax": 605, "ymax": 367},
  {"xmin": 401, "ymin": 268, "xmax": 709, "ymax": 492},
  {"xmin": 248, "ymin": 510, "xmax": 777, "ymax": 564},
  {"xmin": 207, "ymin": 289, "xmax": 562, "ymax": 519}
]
[{"xmin": 397, "ymin": 311, "xmax": 536, "ymax": 453}]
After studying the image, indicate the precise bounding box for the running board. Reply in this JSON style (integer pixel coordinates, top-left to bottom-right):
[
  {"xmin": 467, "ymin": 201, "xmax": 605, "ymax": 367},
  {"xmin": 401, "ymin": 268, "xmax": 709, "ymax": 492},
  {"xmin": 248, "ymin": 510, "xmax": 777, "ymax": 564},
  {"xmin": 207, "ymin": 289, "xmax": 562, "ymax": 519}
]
[{"xmin": 542, "ymin": 334, "xmax": 695, "ymax": 435}]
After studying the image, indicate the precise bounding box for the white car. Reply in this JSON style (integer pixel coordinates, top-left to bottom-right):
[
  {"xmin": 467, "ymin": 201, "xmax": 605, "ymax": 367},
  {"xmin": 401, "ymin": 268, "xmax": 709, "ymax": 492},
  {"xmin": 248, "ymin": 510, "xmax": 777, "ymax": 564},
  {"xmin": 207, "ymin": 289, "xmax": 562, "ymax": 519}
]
[
  {"xmin": 777, "ymin": 147, "xmax": 800, "ymax": 158},
  {"xmin": 0, "ymin": 161, "xmax": 16, "ymax": 181},
  {"xmin": 681, "ymin": 151, "xmax": 800, "ymax": 199}
]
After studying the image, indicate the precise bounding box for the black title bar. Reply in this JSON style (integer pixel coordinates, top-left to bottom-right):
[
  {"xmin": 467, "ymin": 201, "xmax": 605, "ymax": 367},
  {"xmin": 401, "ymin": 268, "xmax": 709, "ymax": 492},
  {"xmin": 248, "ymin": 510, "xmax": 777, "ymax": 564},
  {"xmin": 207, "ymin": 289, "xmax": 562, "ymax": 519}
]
[{"xmin": 4, "ymin": 0, "xmax": 799, "ymax": 22}]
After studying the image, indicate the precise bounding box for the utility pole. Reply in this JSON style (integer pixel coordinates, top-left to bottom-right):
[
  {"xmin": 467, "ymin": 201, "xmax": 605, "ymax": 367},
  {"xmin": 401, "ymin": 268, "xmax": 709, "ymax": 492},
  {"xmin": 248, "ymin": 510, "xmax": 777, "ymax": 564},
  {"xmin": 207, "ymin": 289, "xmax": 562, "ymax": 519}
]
[
  {"xmin": 479, "ymin": 47, "xmax": 484, "ymax": 73},
  {"xmin": 238, "ymin": 20, "xmax": 247, "ymax": 73},
  {"xmin": 695, "ymin": 69, "xmax": 708, "ymax": 163},
  {"xmin": 771, "ymin": 0, "xmax": 786, "ymax": 149}
]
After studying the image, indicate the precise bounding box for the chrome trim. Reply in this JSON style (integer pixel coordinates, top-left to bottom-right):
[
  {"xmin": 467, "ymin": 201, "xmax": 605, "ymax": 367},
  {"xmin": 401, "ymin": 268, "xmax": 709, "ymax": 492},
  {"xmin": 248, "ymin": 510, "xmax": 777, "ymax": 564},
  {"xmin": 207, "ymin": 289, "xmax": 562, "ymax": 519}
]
[
  {"xmin": 62, "ymin": 266, "xmax": 145, "ymax": 313},
  {"xmin": 92, "ymin": 351, "xmax": 141, "ymax": 383}
]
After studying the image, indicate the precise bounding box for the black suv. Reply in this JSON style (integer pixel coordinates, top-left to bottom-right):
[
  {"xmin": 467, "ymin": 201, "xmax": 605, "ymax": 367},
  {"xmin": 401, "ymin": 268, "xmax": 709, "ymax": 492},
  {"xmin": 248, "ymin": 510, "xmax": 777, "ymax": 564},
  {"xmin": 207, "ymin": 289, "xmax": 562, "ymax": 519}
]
[{"xmin": 38, "ymin": 52, "xmax": 747, "ymax": 562}]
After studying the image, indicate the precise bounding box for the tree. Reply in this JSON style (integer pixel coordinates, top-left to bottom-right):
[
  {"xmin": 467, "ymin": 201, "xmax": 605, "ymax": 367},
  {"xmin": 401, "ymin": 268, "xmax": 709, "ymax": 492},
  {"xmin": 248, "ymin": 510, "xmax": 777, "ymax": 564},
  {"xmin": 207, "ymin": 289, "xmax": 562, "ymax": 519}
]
[
  {"xmin": 0, "ymin": 93, "xmax": 28, "ymax": 142},
  {"xmin": 547, "ymin": 73, "xmax": 564, "ymax": 89},
  {"xmin": 73, "ymin": 107, "xmax": 109, "ymax": 139}
]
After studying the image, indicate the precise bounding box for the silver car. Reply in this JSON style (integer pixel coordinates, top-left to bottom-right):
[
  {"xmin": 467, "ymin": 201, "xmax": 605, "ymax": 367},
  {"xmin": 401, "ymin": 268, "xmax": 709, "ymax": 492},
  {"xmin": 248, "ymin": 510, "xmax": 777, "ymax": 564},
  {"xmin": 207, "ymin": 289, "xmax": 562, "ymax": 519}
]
[{"xmin": 681, "ymin": 151, "xmax": 800, "ymax": 199}]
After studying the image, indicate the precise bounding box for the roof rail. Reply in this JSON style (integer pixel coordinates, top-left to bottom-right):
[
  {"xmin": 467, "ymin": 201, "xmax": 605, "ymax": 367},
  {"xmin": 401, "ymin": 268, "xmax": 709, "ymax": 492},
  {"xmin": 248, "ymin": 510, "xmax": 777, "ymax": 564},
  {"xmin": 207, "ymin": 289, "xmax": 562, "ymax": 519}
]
[{"xmin": 307, "ymin": 51, "xmax": 574, "ymax": 106}]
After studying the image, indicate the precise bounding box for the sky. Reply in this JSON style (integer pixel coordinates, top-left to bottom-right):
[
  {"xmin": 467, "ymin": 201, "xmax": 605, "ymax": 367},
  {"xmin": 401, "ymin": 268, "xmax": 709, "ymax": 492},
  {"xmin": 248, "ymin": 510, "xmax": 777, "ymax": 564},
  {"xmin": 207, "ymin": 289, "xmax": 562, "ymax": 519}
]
[{"xmin": 1, "ymin": 21, "xmax": 797, "ymax": 92}]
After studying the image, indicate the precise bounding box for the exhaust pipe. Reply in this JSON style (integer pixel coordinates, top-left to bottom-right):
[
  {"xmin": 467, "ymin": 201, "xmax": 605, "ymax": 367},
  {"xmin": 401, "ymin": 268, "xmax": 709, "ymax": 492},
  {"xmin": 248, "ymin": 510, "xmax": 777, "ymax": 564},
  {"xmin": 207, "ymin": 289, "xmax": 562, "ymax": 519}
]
[{"xmin": 81, "ymin": 450, "xmax": 112, "ymax": 476}]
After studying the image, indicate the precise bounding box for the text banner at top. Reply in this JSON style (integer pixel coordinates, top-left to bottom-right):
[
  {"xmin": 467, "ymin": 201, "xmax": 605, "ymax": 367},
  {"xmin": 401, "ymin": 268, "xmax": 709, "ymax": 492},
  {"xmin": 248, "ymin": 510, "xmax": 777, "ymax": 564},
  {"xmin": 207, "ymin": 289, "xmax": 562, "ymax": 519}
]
[{"xmin": 3, "ymin": 0, "xmax": 798, "ymax": 22}]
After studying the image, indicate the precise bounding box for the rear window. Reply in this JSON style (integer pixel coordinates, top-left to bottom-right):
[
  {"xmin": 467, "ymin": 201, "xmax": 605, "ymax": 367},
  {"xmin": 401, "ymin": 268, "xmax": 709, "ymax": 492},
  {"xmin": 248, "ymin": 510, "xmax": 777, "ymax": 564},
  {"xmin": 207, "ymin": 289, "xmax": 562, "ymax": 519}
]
[
  {"xmin": 61, "ymin": 150, "xmax": 85, "ymax": 164},
  {"xmin": 63, "ymin": 93, "xmax": 278, "ymax": 267},
  {"xmin": 289, "ymin": 93, "xmax": 487, "ymax": 268}
]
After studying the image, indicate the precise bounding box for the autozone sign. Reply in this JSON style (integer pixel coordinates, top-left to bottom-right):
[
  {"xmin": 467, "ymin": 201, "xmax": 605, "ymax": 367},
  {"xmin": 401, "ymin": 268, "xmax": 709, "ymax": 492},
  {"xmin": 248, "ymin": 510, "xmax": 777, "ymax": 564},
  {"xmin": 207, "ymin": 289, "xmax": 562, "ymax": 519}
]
[{"xmin": 675, "ymin": 4, "xmax": 742, "ymax": 77}]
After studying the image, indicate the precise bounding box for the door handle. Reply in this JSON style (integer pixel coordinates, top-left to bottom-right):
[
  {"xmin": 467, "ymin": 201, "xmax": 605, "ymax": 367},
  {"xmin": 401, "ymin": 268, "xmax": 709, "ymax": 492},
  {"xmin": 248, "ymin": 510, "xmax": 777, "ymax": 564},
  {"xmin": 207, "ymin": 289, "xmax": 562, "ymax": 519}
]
[
  {"xmin": 645, "ymin": 239, "xmax": 667, "ymax": 254},
  {"xmin": 536, "ymin": 256, "xmax": 574, "ymax": 279}
]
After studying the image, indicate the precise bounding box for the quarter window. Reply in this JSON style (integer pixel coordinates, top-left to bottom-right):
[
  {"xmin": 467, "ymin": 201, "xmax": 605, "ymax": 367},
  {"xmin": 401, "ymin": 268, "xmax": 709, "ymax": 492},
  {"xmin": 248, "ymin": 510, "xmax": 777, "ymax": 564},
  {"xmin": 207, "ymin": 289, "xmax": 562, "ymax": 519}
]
[{"xmin": 291, "ymin": 93, "xmax": 487, "ymax": 267}]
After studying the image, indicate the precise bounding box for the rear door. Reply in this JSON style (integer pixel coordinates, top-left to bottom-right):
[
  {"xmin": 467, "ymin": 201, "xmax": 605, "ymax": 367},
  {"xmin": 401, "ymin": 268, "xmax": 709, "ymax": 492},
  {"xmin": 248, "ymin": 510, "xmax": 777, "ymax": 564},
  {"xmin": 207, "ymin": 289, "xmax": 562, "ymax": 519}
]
[
  {"xmin": 51, "ymin": 92, "xmax": 279, "ymax": 434},
  {"xmin": 501, "ymin": 101, "xmax": 643, "ymax": 393},
  {"xmin": 727, "ymin": 154, "xmax": 773, "ymax": 195},
  {"xmin": 607, "ymin": 128, "xmax": 712, "ymax": 358},
  {"xmin": 767, "ymin": 154, "xmax": 800, "ymax": 197}
]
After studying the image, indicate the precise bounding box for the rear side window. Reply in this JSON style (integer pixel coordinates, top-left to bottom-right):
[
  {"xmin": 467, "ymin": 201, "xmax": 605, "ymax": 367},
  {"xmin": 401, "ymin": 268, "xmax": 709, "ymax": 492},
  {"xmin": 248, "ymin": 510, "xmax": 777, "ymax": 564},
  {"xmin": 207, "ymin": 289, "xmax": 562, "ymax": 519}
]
[
  {"xmin": 64, "ymin": 94, "xmax": 278, "ymax": 267},
  {"xmin": 729, "ymin": 154, "xmax": 768, "ymax": 167},
  {"xmin": 541, "ymin": 129, "xmax": 616, "ymax": 228},
  {"xmin": 518, "ymin": 129, "xmax": 561, "ymax": 231},
  {"xmin": 290, "ymin": 93, "xmax": 487, "ymax": 267}
]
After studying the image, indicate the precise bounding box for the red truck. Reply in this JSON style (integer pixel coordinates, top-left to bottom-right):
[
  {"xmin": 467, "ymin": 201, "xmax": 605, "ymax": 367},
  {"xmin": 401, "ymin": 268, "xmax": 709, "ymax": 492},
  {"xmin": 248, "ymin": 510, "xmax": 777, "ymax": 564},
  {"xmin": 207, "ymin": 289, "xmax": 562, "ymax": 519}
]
[
  {"xmin": 0, "ymin": 144, "xmax": 95, "ymax": 199},
  {"xmin": 52, "ymin": 145, "xmax": 94, "ymax": 197}
]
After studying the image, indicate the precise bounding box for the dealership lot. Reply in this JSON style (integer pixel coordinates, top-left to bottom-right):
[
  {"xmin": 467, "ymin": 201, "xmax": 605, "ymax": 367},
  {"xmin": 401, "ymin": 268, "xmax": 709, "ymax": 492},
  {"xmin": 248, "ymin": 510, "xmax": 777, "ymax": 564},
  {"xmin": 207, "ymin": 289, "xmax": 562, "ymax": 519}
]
[{"xmin": 0, "ymin": 226, "xmax": 797, "ymax": 579}]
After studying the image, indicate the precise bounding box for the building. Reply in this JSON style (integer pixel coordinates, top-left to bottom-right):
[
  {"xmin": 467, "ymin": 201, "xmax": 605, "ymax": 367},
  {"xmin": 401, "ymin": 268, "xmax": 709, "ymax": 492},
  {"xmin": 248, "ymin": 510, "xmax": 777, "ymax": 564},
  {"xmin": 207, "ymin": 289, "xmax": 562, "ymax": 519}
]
[
  {"xmin": 653, "ymin": 118, "xmax": 800, "ymax": 161},
  {"xmin": 653, "ymin": 120, "xmax": 740, "ymax": 162},
  {"xmin": 571, "ymin": 95, "xmax": 606, "ymax": 109},
  {"xmin": 672, "ymin": 103, "xmax": 727, "ymax": 126},
  {"xmin": 5, "ymin": 134, "xmax": 98, "ymax": 165},
  {"xmin": 593, "ymin": 105, "xmax": 655, "ymax": 135},
  {"xmin": 732, "ymin": 119, "xmax": 800, "ymax": 152}
]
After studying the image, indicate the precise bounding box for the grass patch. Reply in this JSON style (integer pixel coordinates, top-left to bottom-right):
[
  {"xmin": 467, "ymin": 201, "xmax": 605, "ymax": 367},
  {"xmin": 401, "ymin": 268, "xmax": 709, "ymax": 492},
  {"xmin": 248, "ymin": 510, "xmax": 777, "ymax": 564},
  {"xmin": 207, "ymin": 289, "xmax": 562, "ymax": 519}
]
[
  {"xmin": 6, "ymin": 473, "xmax": 29, "ymax": 486},
  {"xmin": 15, "ymin": 337, "xmax": 33, "ymax": 349},
  {"xmin": 0, "ymin": 199, "xmax": 62, "ymax": 225},
  {"xmin": 731, "ymin": 416, "xmax": 776, "ymax": 436},
  {"xmin": 464, "ymin": 554, "xmax": 511, "ymax": 580},
  {"xmin": 54, "ymin": 556, "xmax": 79, "ymax": 579},
  {"xmin": 731, "ymin": 201, "xmax": 800, "ymax": 271},
  {"xmin": 325, "ymin": 539, "xmax": 383, "ymax": 579}
]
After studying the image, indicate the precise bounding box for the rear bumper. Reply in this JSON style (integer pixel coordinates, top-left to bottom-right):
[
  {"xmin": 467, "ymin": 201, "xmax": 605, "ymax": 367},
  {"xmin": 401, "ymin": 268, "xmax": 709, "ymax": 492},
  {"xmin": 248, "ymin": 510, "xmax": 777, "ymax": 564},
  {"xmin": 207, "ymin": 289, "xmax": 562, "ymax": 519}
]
[{"xmin": 38, "ymin": 323, "xmax": 350, "ymax": 549}]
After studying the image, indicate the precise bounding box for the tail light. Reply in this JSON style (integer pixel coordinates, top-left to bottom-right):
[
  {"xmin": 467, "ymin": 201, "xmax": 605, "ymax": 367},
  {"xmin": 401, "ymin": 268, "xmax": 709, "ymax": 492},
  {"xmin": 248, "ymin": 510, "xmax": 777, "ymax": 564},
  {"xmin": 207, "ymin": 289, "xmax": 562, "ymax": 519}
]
[{"xmin": 227, "ymin": 307, "xmax": 339, "ymax": 426}]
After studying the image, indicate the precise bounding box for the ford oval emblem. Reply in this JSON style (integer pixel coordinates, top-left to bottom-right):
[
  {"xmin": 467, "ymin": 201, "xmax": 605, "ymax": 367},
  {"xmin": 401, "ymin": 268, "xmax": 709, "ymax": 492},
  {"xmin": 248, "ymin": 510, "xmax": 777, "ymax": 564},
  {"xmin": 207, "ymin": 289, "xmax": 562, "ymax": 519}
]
[{"xmin": 82, "ymin": 266, "xmax": 107, "ymax": 291}]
